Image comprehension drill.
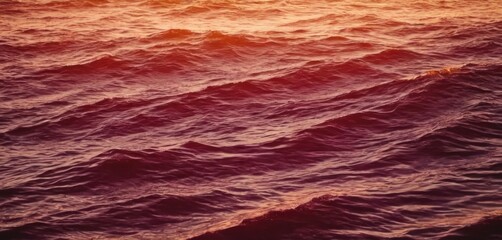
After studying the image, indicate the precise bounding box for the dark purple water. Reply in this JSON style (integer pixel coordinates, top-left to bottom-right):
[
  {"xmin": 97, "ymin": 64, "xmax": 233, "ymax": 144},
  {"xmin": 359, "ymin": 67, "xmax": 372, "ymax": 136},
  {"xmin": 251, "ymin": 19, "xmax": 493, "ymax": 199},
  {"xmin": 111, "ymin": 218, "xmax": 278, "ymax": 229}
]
[{"xmin": 1, "ymin": 0, "xmax": 502, "ymax": 239}]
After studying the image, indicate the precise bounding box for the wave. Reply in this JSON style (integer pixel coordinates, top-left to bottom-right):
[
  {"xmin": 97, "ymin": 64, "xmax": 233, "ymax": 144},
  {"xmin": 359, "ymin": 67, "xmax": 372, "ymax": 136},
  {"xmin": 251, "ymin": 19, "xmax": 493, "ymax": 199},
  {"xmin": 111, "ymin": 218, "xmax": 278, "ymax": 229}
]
[
  {"xmin": 201, "ymin": 31, "xmax": 279, "ymax": 50},
  {"xmin": 441, "ymin": 215, "xmax": 502, "ymax": 240},
  {"xmin": 193, "ymin": 192, "xmax": 502, "ymax": 240},
  {"xmin": 0, "ymin": 40, "xmax": 83, "ymax": 55},
  {"xmin": 0, "ymin": 190, "xmax": 236, "ymax": 239},
  {"xmin": 361, "ymin": 49, "xmax": 424, "ymax": 64},
  {"xmin": 28, "ymin": 49, "xmax": 202, "ymax": 79},
  {"xmin": 147, "ymin": 29, "xmax": 197, "ymax": 41},
  {"xmin": 40, "ymin": 0, "xmax": 111, "ymax": 8},
  {"xmin": 168, "ymin": 1, "xmax": 239, "ymax": 16},
  {"xmin": 6, "ymin": 64, "xmax": 499, "ymax": 193},
  {"xmin": 14, "ymin": 143, "xmax": 278, "ymax": 194},
  {"xmin": 39, "ymin": 55, "xmax": 132, "ymax": 75},
  {"xmin": 282, "ymin": 13, "xmax": 340, "ymax": 27},
  {"xmin": 191, "ymin": 194, "xmax": 384, "ymax": 240},
  {"xmin": 3, "ymin": 30, "xmax": 282, "ymax": 80},
  {"xmin": 451, "ymin": 40, "xmax": 502, "ymax": 56},
  {"xmin": 192, "ymin": 193, "xmax": 502, "ymax": 240},
  {"xmin": 3, "ymin": 63, "xmax": 499, "ymax": 146}
]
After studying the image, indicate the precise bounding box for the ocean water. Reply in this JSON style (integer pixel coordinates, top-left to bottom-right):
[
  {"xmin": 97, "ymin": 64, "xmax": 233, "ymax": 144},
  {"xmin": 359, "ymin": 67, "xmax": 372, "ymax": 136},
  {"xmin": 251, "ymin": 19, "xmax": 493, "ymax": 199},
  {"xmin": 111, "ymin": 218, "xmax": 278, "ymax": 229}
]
[{"xmin": 1, "ymin": 0, "xmax": 501, "ymax": 239}]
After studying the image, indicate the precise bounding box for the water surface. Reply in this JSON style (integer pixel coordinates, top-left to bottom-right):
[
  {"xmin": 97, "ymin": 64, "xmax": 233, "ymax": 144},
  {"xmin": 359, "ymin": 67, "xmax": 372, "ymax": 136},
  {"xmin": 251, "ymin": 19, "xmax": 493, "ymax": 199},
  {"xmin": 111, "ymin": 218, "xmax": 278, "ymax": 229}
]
[{"xmin": 1, "ymin": 0, "xmax": 502, "ymax": 239}]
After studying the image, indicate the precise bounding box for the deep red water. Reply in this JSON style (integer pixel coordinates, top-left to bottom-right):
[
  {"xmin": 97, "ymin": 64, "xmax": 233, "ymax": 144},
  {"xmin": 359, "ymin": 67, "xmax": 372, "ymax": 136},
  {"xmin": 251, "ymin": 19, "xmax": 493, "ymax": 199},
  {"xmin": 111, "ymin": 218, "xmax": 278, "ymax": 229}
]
[{"xmin": 1, "ymin": 0, "xmax": 502, "ymax": 239}]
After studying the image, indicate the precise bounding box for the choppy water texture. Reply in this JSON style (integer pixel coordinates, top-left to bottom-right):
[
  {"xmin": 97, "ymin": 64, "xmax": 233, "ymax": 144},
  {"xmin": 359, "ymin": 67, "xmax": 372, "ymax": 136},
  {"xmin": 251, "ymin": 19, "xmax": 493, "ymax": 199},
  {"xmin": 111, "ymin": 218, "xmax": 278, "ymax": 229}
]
[{"xmin": 1, "ymin": 0, "xmax": 502, "ymax": 239}]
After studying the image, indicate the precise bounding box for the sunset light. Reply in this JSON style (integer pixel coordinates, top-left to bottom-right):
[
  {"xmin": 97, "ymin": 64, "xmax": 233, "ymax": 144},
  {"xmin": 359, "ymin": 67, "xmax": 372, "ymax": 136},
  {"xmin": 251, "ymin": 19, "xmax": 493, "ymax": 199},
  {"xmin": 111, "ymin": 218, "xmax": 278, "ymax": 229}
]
[{"xmin": 1, "ymin": 0, "xmax": 501, "ymax": 239}]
